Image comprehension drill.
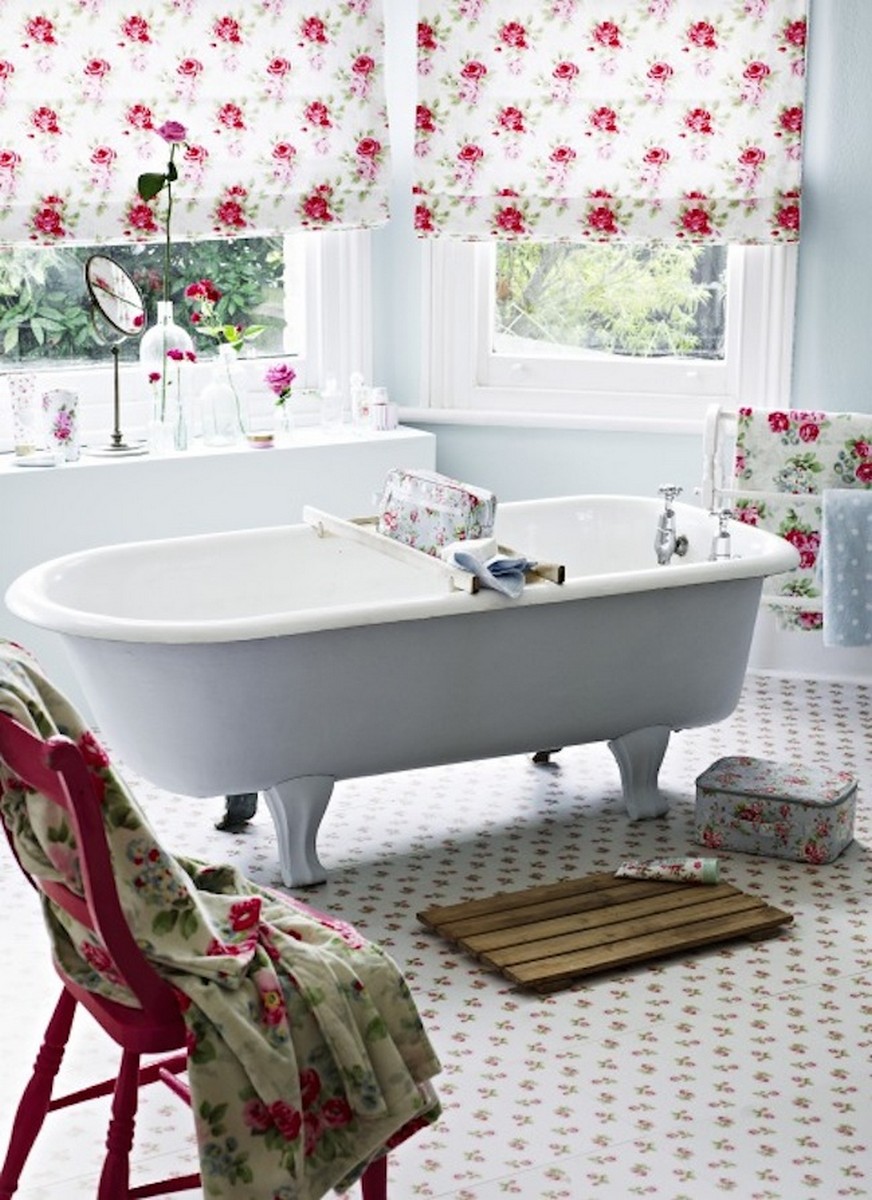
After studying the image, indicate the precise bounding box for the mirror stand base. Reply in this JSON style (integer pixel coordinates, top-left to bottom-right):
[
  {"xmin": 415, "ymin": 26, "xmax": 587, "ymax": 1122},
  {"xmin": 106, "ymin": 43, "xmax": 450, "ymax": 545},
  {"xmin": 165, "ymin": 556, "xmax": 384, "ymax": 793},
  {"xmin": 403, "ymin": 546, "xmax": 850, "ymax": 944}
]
[{"xmin": 85, "ymin": 442, "xmax": 149, "ymax": 458}]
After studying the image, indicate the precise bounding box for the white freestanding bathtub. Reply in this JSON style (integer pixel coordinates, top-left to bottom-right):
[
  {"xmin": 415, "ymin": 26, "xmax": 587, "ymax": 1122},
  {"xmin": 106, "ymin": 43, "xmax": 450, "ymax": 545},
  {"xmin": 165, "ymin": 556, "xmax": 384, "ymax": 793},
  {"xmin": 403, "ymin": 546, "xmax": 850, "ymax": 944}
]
[{"xmin": 5, "ymin": 495, "xmax": 798, "ymax": 886}]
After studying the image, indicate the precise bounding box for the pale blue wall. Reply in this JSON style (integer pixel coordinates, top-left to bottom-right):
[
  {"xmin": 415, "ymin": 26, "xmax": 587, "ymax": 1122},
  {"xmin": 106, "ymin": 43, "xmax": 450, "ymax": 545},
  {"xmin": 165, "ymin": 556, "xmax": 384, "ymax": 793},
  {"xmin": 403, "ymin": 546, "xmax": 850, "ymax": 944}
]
[
  {"xmin": 386, "ymin": 423, "xmax": 702, "ymax": 504},
  {"xmin": 792, "ymin": 1, "xmax": 872, "ymax": 409},
  {"xmin": 373, "ymin": 0, "xmax": 867, "ymax": 501}
]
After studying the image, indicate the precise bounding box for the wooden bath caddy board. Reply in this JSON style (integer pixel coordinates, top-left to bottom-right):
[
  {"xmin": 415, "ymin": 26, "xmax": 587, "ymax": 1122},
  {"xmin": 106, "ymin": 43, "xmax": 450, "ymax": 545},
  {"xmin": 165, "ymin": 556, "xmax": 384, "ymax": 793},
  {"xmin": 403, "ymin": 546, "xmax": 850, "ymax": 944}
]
[
  {"xmin": 418, "ymin": 872, "xmax": 793, "ymax": 993},
  {"xmin": 303, "ymin": 505, "xmax": 565, "ymax": 594}
]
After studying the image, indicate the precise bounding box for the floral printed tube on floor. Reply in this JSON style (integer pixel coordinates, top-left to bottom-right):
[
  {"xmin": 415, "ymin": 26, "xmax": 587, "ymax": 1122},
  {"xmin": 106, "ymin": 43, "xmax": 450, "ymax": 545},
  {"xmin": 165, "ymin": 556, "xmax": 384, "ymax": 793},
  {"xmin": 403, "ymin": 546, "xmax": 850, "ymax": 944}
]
[{"xmin": 615, "ymin": 857, "xmax": 719, "ymax": 884}]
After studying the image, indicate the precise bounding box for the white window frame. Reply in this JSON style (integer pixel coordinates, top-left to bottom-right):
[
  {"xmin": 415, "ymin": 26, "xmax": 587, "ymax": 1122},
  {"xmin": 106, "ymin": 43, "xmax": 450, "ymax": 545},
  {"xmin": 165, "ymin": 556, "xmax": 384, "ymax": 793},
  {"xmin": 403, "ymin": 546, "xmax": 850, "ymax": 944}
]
[
  {"xmin": 418, "ymin": 240, "xmax": 797, "ymax": 432},
  {"xmin": 0, "ymin": 230, "xmax": 372, "ymax": 449}
]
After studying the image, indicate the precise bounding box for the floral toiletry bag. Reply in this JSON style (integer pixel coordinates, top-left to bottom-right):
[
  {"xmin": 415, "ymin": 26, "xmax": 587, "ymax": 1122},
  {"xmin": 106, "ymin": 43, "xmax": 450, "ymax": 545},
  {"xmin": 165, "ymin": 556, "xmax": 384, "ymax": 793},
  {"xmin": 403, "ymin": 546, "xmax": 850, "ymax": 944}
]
[{"xmin": 377, "ymin": 468, "xmax": 497, "ymax": 557}]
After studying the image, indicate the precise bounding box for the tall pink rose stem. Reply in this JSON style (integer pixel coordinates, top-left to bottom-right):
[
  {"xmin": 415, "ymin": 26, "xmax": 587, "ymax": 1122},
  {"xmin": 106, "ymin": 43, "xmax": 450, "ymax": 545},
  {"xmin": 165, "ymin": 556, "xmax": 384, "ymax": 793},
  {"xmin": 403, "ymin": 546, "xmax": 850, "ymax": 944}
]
[
  {"xmin": 138, "ymin": 120, "xmax": 188, "ymax": 305},
  {"xmin": 162, "ymin": 144, "xmax": 175, "ymax": 304}
]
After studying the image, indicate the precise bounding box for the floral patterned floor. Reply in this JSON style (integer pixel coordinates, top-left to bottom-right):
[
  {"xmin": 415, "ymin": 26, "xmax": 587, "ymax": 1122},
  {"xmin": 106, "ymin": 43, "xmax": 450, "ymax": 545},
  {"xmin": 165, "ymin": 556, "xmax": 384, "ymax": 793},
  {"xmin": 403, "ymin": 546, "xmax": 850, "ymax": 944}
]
[{"xmin": 0, "ymin": 673, "xmax": 870, "ymax": 1199}]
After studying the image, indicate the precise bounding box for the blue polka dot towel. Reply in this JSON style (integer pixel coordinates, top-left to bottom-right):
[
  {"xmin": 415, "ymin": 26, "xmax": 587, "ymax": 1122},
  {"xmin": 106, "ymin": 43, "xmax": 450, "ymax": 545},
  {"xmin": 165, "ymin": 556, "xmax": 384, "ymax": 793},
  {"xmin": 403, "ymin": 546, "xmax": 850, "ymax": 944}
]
[{"xmin": 822, "ymin": 490, "xmax": 872, "ymax": 647}]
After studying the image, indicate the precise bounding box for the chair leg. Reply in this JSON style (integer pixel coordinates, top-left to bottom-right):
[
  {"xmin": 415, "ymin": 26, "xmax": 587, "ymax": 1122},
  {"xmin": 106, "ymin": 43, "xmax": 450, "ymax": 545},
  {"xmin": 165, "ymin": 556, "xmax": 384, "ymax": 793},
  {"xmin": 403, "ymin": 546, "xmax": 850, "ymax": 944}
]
[
  {"xmin": 360, "ymin": 1154, "xmax": 388, "ymax": 1200},
  {"xmin": 98, "ymin": 1048, "xmax": 140, "ymax": 1200},
  {"xmin": 0, "ymin": 989, "xmax": 76, "ymax": 1199}
]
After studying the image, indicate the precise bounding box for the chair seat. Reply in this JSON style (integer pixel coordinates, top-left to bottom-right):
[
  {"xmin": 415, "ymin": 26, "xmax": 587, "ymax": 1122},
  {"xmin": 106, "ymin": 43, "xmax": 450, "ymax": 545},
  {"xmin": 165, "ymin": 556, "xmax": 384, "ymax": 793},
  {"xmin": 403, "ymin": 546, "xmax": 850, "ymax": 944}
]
[{"xmin": 62, "ymin": 970, "xmax": 187, "ymax": 1056}]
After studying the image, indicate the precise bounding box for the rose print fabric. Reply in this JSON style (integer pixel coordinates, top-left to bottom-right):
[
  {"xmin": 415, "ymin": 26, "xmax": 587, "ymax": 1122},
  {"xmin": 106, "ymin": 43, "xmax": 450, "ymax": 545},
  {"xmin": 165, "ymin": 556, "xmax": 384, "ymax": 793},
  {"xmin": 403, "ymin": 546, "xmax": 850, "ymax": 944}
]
[
  {"xmin": 723, "ymin": 407, "xmax": 872, "ymax": 632},
  {"xmin": 695, "ymin": 754, "xmax": 856, "ymax": 864},
  {"xmin": 377, "ymin": 467, "xmax": 498, "ymax": 556},
  {"xmin": 414, "ymin": 1, "xmax": 808, "ymax": 242},
  {"xmin": 615, "ymin": 856, "xmax": 720, "ymax": 883},
  {"xmin": 734, "ymin": 409, "xmax": 872, "ymax": 493},
  {"xmin": 0, "ymin": 641, "xmax": 440, "ymax": 1200},
  {"xmin": 0, "ymin": 2, "xmax": 390, "ymax": 245}
]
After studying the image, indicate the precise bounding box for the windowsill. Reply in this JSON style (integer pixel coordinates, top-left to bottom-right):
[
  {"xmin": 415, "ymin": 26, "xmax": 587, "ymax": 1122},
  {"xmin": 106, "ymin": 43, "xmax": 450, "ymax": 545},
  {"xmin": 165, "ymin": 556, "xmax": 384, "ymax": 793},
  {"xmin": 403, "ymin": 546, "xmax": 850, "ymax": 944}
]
[
  {"xmin": 399, "ymin": 405, "xmax": 709, "ymax": 436},
  {"xmin": 0, "ymin": 423, "xmax": 428, "ymax": 474},
  {"xmin": 0, "ymin": 352, "xmax": 316, "ymax": 445}
]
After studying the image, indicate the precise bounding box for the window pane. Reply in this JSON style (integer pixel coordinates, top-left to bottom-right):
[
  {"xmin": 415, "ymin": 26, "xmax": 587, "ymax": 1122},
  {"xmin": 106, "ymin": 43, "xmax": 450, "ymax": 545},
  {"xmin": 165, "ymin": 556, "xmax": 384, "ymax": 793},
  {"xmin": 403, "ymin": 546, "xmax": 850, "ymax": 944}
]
[
  {"xmin": 494, "ymin": 243, "xmax": 727, "ymax": 361},
  {"xmin": 0, "ymin": 237, "xmax": 302, "ymax": 366}
]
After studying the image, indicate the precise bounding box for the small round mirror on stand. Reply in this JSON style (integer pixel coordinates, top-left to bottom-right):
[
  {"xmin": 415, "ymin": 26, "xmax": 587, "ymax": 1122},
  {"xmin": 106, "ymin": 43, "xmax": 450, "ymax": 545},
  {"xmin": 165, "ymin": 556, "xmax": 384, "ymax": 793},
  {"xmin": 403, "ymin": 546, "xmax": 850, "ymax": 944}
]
[{"xmin": 84, "ymin": 254, "xmax": 149, "ymax": 456}]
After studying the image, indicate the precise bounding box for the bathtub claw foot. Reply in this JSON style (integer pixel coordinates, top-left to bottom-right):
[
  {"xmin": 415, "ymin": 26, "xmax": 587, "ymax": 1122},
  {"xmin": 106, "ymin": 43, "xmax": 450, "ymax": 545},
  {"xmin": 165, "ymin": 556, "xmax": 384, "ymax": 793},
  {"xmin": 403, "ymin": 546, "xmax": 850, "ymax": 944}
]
[
  {"xmin": 532, "ymin": 748, "xmax": 562, "ymax": 766},
  {"xmin": 607, "ymin": 726, "xmax": 671, "ymax": 820},
  {"xmin": 263, "ymin": 775, "xmax": 335, "ymax": 888},
  {"xmin": 216, "ymin": 792, "xmax": 259, "ymax": 831}
]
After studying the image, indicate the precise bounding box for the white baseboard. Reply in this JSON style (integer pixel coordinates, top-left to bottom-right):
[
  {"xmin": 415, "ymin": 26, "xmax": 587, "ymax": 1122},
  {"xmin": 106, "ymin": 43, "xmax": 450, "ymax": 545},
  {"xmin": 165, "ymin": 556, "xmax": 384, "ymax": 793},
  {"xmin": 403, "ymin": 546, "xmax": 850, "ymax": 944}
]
[{"xmin": 747, "ymin": 608, "xmax": 872, "ymax": 684}]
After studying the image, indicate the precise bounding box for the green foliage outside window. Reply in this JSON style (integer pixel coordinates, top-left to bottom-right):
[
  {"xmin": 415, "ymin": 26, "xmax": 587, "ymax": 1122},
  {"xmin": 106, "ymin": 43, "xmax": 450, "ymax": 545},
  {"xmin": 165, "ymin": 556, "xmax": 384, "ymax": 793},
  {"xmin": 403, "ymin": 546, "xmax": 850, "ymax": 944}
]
[
  {"xmin": 0, "ymin": 238, "xmax": 285, "ymax": 365},
  {"xmin": 495, "ymin": 243, "xmax": 727, "ymax": 360}
]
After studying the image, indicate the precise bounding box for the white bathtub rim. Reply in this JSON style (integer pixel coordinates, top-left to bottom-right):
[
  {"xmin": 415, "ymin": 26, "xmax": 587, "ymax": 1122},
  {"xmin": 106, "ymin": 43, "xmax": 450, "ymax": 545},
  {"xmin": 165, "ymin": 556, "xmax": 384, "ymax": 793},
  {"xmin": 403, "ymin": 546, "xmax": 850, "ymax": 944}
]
[
  {"xmin": 5, "ymin": 496, "xmax": 799, "ymax": 644},
  {"xmin": 6, "ymin": 551, "xmax": 799, "ymax": 645}
]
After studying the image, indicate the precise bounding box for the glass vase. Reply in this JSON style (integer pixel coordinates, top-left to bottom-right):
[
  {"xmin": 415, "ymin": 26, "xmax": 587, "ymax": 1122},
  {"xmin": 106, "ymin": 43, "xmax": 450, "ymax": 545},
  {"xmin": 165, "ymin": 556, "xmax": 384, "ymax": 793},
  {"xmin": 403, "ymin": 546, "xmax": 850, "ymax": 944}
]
[
  {"xmin": 201, "ymin": 344, "xmax": 247, "ymax": 445},
  {"xmin": 140, "ymin": 300, "xmax": 194, "ymax": 452},
  {"xmin": 274, "ymin": 401, "xmax": 294, "ymax": 443},
  {"xmin": 148, "ymin": 387, "xmax": 190, "ymax": 454}
]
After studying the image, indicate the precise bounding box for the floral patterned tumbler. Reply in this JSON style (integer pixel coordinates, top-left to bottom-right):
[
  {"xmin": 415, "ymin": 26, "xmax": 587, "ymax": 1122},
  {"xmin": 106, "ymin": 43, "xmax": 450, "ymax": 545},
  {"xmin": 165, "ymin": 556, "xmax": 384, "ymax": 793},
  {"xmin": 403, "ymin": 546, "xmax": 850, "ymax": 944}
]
[
  {"xmin": 42, "ymin": 389, "xmax": 80, "ymax": 462},
  {"xmin": 5, "ymin": 372, "xmax": 40, "ymax": 456}
]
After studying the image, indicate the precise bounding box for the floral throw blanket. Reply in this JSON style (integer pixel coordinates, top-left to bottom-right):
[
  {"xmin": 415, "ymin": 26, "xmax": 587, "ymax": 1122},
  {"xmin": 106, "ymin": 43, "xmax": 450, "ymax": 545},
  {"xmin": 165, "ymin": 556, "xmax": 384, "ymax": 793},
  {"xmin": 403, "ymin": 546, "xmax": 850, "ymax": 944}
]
[{"xmin": 0, "ymin": 641, "xmax": 440, "ymax": 1199}]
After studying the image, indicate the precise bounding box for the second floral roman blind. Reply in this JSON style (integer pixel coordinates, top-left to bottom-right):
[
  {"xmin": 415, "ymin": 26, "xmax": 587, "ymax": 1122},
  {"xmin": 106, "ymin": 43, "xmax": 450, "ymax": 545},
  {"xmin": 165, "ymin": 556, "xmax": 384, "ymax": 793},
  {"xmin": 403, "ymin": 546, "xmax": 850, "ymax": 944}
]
[
  {"xmin": 414, "ymin": 1, "xmax": 808, "ymax": 243},
  {"xmin": 0, "ymin": 2, "xmax": 390, "ymax": 246}
]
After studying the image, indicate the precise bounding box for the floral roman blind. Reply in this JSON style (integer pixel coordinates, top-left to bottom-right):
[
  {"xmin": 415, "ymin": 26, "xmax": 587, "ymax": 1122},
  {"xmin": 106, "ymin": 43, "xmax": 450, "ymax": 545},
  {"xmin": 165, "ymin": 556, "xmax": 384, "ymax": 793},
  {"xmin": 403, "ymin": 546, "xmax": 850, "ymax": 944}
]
[
  {"xmin": 0, "ymin": 1, "xmax": 390, "ymax": 246},
  {"xmin": 414, "ymin": 1, "xmax": 808, "ymax": 243}
]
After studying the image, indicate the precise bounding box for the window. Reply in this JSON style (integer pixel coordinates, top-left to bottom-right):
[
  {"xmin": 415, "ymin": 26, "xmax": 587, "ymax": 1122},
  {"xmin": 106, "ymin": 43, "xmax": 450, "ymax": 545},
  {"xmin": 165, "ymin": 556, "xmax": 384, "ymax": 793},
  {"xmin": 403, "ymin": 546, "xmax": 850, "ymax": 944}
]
[
  {"xmin": 0, "ymin": 1, "xmax": 387, "ymax": 450},
  {"xmin": 0, "ymin": 237, "xmax": 299, "ymax": 366},
  {"xmin": 0, "ymin": 229, "xmax": 372, "ymax": 446},
  {"xmin": 494, "ymin": 243, "xmax": 727, "ymax": 361},
  {"xmin": 422, "ymin": 240, "xmax": 797, "ymax": 428}
]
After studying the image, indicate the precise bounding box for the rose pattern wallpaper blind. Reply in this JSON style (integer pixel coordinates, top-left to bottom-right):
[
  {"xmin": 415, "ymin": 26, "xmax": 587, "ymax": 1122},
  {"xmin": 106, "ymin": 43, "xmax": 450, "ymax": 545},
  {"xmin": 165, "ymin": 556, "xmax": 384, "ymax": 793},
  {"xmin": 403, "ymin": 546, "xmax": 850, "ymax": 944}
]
[
  {"xmin": 0, "ymin": 1, "xmax": 390, "ymax": 246},
  {"xmin": 414, "ymin": 0, "xmax": 808, "ymax": 243}
]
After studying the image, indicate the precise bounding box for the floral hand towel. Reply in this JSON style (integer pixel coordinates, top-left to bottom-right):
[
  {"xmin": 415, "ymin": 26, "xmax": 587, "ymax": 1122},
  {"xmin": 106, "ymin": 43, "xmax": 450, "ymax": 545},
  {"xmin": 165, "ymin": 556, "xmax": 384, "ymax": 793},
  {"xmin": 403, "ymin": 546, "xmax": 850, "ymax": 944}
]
[
  {"xmin": 730, "ymin": 408, "xmax": 872, "ymax": 632},
  {"xmin": 0, "ymin": 640, "xmax": 440, "ymax": 1200}
]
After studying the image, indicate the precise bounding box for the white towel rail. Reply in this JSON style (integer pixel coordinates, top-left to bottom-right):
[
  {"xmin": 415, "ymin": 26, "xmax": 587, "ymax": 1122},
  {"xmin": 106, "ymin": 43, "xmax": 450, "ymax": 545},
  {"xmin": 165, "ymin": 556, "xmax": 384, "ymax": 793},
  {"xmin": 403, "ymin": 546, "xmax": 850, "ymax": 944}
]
[{"xmin": 700, "ymin": 404, "xmax": 738, "ymax": 511}]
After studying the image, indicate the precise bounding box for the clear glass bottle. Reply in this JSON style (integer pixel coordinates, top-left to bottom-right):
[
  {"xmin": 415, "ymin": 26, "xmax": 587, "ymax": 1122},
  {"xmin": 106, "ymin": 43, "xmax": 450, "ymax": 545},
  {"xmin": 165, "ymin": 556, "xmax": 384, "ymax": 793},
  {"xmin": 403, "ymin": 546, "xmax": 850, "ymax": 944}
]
[
  {"xmin": 140, "ymin": 300, "xmax": 195, "ymax": 451},
  {"xmin": 201, "ymin": 345, "xmax": 246, "ymax": 445},
  {"xmin": 273, "ymin": 400, "xmax": 293, "ymax": 441}
]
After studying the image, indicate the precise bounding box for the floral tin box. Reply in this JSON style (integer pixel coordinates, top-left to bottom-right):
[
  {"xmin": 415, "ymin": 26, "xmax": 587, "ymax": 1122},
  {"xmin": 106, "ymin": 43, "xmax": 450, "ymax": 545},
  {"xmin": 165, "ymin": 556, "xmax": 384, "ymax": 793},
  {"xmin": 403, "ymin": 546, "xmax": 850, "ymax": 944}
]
[
  {"xmin": 695, "ymin": 756, "xmax": 856, "ymax": 865},
  {"xmin": 377, "ymin": 468, "xmax": 497, "ymax": 557}
]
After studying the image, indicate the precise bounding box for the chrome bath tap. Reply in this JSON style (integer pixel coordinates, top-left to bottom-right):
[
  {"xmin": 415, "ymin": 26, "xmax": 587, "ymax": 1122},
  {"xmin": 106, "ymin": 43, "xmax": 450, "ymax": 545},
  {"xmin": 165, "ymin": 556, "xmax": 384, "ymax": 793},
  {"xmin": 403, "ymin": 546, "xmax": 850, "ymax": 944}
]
[
  {"xmin": 655, "ymin": 485, "xmax": 689, "ymax": 565},
  {"xmin": 709, "ymin": 508, "xmax": 735, "ymax": 560}
]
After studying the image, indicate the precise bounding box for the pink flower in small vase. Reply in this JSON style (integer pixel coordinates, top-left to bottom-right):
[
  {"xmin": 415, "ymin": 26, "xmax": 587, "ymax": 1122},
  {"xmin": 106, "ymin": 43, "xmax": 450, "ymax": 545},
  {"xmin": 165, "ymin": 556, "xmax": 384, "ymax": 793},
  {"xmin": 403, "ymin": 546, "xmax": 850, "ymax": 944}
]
[{"xmin": 264, "ymin": 361, "xmax": 297, "ymax": 405}]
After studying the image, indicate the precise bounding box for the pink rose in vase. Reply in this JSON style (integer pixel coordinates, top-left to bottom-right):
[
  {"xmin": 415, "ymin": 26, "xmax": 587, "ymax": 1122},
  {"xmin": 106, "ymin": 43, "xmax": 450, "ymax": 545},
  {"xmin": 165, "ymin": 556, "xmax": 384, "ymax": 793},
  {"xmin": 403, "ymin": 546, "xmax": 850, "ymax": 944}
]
[{"xmin": 264, "ymin": 361, "xmax": 297, "ymax": 405}]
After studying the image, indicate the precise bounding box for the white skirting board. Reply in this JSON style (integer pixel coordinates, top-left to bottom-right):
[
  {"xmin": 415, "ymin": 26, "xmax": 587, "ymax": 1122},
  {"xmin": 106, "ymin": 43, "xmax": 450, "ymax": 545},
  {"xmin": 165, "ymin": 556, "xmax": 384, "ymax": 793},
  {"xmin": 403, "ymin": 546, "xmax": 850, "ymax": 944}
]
[{"xmin": 747, "ymin": 606, "xmax": 872, "ymax": 683}]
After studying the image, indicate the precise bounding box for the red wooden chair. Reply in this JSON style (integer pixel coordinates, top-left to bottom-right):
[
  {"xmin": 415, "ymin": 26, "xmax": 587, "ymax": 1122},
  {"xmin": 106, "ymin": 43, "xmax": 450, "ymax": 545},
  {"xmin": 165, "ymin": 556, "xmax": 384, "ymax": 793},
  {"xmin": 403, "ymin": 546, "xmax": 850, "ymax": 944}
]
[{"xmin": 0, "ymin": 712, "xmax": 388, "ymax": 1199}]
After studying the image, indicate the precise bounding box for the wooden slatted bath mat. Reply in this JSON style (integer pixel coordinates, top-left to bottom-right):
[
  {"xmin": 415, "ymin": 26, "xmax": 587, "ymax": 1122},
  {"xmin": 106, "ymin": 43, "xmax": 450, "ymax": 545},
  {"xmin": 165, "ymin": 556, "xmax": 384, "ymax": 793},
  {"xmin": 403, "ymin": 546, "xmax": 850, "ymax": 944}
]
[{"xmin": 417, "ymin": 871, "xmax": 793, "ymax": 993}]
